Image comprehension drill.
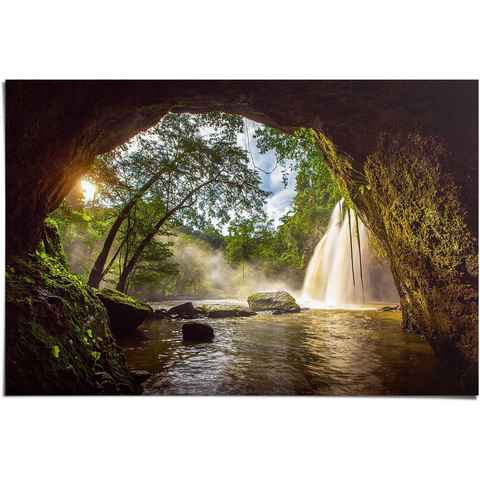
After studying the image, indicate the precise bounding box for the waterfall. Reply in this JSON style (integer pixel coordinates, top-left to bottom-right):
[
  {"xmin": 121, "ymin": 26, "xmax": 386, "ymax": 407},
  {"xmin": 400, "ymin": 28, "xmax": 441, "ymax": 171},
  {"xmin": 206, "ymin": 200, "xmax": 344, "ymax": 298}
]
[{"xmin": 302, "ymin": 199, "xmax": 399, "ymax": 306}]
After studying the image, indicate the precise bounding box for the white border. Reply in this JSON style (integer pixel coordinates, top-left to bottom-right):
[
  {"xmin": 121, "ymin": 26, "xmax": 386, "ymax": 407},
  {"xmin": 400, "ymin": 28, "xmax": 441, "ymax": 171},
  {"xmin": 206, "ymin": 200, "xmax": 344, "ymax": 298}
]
[{"xmin": 1, "ymin": 1, "xmax": 479, "ymax": 479}]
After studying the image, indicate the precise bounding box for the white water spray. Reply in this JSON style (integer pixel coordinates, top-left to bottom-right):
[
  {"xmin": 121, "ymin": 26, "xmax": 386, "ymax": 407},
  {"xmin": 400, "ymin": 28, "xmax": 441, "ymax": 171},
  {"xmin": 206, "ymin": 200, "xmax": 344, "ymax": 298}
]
[{"xmin": 302, "ymin": 199, "xmax": 399, "ymax": 307}]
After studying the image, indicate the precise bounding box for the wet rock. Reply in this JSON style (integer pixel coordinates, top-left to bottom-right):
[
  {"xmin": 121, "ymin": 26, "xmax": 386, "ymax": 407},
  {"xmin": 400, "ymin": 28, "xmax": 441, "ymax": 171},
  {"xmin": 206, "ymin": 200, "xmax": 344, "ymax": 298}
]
[
  {"xmin": 200, "ymin": 304, "xmax": 256, "ymax": 318},
  {"xmin": 151, "ymin": 308, "xmax": 169, "ymax": 319},
  {"xmin": 130, "ymin": 369, "xmax": 151, "ymax": 384},
  {"xmin": 248, "ymin": 291, "xmax": 300, "ymax": 313},
  {"xmin": 168, "ymin": 302, "xmax": 200, "ymax": 319},
  {"xmin": 95, "ymin": 371, "xmax": 116, "ymax": 392},
  {"xmin": 182, "ymin": 322, "xmax": 214, "ymax": 342},
  {"xmin": 272, "ymin": 307, "xmax": 306, "ymax": 315},
  {"xmin": 97, "ymin": 288, "xmax": 153, "ymax": 337},
  {"xmin": 379, "ymin": 304, "xmax": 401, "ymax": 312}
]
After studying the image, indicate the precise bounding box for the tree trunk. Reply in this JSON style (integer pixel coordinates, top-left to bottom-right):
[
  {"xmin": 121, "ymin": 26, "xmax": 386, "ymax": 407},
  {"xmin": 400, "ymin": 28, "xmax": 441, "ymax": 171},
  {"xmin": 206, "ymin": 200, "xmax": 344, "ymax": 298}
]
[
  {"xmin": 116, "ymin": 208, "xmax": 176, "ymax": 292},
  {"xmin": 87, "ymin": 169, "xmax": 167, "ymax": 288},
  {"xmin": 116, "ymin": 177, "xmax": 215, "ymax": 292}
]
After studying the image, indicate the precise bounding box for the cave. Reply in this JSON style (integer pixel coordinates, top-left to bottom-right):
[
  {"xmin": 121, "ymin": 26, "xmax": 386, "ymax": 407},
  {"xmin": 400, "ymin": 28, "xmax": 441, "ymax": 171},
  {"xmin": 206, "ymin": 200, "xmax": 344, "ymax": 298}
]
[{"xmin": 5, "ymin": 80, "xmax": 478, "ymax": 393}]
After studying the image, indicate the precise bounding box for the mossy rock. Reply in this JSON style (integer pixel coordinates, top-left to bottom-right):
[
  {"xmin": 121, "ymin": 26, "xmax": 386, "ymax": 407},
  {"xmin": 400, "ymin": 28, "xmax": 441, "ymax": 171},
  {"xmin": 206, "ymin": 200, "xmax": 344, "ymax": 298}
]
[
  {"xmin": 198, "ymin": 304, "xmax": 256, "ymax": 318},
  {"xmin": 167, "ymin": 302, "xmax": 198, "ymax": 318},
  {"xmin": 97, "ymin": 289, "xmax": 153, "ymax": 337},
  {"xmin": 42, "ymin": 217, "xmax": 68, "ymax": 268},
  {"xmin": 247, "ymin": 291, "xmax": 300, "ymax": 313},
  {"xmin": 360, "ymin": 132, "xmax": 478, "ymax": 372},
  {"xmin": 5, "ymin": 251, "xmax": 140, "ymax": 395}
]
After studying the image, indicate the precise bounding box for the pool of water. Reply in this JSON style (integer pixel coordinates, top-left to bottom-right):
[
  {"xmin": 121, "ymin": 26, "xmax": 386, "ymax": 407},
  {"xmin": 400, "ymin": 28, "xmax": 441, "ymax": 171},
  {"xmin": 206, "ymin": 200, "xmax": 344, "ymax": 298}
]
[{"xmin": 118, "ymin": 300, "xmax": 462, "ymax": 395}]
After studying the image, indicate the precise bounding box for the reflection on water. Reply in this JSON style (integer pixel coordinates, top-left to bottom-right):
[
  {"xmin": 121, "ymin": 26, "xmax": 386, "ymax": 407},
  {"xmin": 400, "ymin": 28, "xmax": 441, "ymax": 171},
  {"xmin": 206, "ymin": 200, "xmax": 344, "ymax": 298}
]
[{"xmin": 118, "ymin": 301, "xmax": 462, "ymax": 395}]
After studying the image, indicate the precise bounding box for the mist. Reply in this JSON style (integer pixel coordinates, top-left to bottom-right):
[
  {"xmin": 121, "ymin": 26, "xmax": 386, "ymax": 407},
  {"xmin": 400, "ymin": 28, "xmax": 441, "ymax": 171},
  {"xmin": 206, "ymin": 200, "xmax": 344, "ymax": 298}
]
[{"xmin": 168, "ymin": 234, "xmax": 298, "ymax": 301}]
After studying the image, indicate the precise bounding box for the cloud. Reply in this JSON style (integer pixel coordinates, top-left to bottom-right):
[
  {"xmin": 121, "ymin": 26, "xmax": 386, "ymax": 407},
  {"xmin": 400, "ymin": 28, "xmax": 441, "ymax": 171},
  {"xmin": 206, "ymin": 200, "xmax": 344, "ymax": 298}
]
[
  {"xmin": 265, "ymin": 177, "xmax": 296, "ymax": 225},
  {"xmin": 240, "ymin": 120, "xmax": 297, "ymax": 226},
  {"xmin": 197, "ymin": 117, "xmax": 296, "ymax": 228}
]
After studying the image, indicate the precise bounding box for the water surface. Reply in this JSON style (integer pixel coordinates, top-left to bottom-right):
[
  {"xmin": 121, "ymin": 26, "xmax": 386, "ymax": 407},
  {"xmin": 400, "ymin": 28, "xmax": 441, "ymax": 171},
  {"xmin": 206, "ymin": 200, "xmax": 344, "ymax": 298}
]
[{"xmin": 118, "ymin": 300, "xmax": 461, "ymax": 395}]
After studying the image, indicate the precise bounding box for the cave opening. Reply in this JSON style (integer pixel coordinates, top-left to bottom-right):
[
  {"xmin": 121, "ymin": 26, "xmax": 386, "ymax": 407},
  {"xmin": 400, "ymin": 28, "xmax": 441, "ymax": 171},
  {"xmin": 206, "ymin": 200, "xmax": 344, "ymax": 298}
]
[{"xmin": 5, "ymin": 80, "xmax": 478, "ymax": 395}]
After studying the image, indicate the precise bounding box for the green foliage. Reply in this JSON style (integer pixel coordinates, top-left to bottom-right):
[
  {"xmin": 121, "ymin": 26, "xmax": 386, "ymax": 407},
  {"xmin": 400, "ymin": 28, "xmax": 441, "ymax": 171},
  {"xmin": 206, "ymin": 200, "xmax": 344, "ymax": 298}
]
[
  {"xmin": 51, "ymin": 202, "xmax": 112, "ymax": 279},
  {"xmin": 52, "ymin": 117, "xmax": 343, "ymax": 297},
  {"xmin": 225, "ymin": 219, "xmax": 261, "ymax": 266},
  {"xmin": 51, "ymin": 345, "xmax": 61, "ymax": 359},
  {"xmin": 225, "ymin": 125, "xmax": 343, "ymax": 286},
  {"xmin": 90, "ymin": 112, "xmax": 268, "ymax": 292},
  {"xmin": 91, "ymin": 351, "xmax": 101, "ymax": 362},
  {"xmin": 98, "ymin": 112, "xmax": 266, "ymax": 228}
]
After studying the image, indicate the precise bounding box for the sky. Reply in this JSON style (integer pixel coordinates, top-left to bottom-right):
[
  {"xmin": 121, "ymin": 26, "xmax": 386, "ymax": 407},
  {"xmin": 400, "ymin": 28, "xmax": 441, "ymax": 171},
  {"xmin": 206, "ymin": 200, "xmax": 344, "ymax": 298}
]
[{"xmin": 241, "ymin": 120, "xmax": 297, "ymax": 226}]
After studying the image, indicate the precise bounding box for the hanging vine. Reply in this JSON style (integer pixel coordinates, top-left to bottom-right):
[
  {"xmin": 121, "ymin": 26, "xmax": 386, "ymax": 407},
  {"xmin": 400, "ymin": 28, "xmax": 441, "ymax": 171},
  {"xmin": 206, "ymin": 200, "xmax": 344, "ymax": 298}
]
[
  {"xmin": 355, "ymin": 211, "xmax": 365, "ymax": 303},
  {"xmin": 347, "ymin": 209, "xmax": 356, "ymax": 288}
]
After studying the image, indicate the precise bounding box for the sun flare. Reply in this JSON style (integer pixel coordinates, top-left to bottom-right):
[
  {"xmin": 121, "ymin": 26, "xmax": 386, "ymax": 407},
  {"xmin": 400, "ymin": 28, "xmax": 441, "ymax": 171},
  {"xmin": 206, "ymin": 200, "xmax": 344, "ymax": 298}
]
[{"xmin": 80, "ymin": 179, "xmax": 96, "ymax": 202}]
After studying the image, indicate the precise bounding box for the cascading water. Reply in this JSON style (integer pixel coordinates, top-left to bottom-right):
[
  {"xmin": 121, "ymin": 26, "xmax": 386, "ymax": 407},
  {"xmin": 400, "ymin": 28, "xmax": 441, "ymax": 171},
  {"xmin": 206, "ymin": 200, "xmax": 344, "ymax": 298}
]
[{"xmin": 302, "ymin": 199, "xmax": 399, "ymax": 306}]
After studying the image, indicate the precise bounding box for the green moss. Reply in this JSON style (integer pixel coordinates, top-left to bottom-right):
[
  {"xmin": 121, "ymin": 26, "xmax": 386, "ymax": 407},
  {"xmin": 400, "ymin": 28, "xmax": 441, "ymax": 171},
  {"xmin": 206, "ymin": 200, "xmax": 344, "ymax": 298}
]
[
  {"xmin": 96, "ymin": 289, "xmax": 152, "ymax": 336},
  {"xmin": 43, "ymin": 217, "xmax": 68, "ymax": 268},
  {"xmin": 363, "ymin": 133, "xmax": 477, "ymax": 363},
  {"xmin": 5, "ymin": 250, "xmax": 140, "ymax": 395},
  {"xmin": 97, "ymin": 288, "xmax": 152, "ymax": 313}
]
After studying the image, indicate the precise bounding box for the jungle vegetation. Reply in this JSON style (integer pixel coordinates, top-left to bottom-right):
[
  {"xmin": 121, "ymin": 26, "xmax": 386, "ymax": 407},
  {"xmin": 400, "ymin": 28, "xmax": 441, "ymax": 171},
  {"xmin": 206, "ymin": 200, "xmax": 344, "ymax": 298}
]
[{"xmin": 51, "ymin": 113, "xmax": 340, "ymax": 299}]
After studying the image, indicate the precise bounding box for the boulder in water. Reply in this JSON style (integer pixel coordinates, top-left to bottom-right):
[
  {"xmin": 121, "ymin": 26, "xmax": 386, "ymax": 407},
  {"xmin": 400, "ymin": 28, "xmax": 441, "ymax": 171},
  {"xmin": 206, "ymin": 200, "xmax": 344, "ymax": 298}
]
[
  {"xmin": 97, "ymin": 288, "xmax": 153, "ymax": 336},
  {"xmin": 199, "ymin": 304, "xmax": 256, "ymax": 318},
  {"xmin": 151, "ymin": 308, "xmax": 170, "ymax": 319},
  {"xmin": 168, "ymin": 302, "xmax": 200, "ymax": 318},
  {"xmin": 247, "ymin": 291, "xmax": 300, "ymax": 313},
  {"xmin": 182, "ymin": 322, "xmax": 214, "ymax": 342}
]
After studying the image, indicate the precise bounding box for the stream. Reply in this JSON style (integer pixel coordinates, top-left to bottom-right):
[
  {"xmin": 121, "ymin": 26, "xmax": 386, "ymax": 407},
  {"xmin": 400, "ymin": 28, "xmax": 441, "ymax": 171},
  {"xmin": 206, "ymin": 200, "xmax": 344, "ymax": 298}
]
[{"xmin": 118, "ymin": 300, "xmax": 462, "ymax": 395}]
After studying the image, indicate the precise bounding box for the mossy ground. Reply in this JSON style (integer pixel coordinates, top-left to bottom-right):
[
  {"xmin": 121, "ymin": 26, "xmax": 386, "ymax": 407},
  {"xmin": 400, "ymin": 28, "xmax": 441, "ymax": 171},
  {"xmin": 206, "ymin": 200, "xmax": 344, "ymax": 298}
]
[{"xmin": 6, "ymin": 244, "xmax": 140, "ymax": 394}]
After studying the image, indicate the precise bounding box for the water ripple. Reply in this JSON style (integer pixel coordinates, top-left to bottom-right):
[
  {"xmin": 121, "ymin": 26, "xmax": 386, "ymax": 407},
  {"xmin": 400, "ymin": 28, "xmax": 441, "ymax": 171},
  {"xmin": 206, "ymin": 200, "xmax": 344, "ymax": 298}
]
[{"xmin": 118, "ymin": 308, "xmax": 462, "ymax": 395}]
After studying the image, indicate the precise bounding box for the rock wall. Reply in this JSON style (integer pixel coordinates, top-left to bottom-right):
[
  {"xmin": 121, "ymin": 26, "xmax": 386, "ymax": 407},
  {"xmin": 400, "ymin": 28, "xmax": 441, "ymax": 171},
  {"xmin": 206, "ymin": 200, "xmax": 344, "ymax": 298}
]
[
  {"xmin": 6, "ymin": 221, "xmax": 140, "ymax": 394},
  {"xmin": 5, "ymin": 81, "xmax": 478, "ymax": 387},
  {"xmin": 320, "ymin": 131, "xmax": 478, "ymax": 388}
]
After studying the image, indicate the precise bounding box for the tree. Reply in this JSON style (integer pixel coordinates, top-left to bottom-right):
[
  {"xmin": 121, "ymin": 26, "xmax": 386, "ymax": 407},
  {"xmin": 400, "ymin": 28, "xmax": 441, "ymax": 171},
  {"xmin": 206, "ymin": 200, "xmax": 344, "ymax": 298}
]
[
  {"xmin": 115, "ymin": 137, "xmax": 266, "ymax": 291},
  {"xmin": 87, "ymin": 163, "xmax": 174, "ymax": 287},
  {"xmin": 87, "ymin": 112, "xmax": 267, "ymax": 292},
  {"xmin": 55, "ymin": 119, "xmax": 343, "ymax": 297},
  {"xmin": 225, "ymin": 219, "xmax": 262, "ymax": 280}
]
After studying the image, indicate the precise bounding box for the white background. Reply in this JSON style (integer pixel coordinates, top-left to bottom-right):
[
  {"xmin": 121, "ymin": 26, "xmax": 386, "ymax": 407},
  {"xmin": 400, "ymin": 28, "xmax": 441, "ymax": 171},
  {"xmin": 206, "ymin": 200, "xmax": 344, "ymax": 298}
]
[{"xmin": 1, "ymin": 1, "xmax": 479, "ymax": 479}]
